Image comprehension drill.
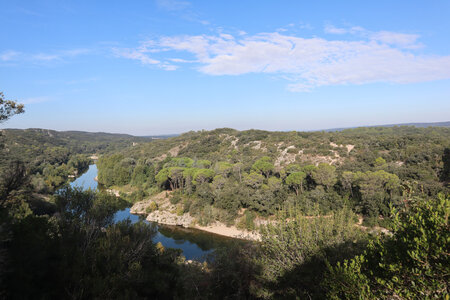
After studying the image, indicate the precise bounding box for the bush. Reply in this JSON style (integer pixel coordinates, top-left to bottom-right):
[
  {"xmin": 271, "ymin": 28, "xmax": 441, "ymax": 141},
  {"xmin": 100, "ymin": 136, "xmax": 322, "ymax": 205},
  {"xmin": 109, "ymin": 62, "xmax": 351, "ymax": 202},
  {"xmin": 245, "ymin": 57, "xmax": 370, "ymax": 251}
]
[
  {"xmin": 182, "ymin": 199, "xmax": 192, "ymax": 213},
  {"xmin": 146, "ymin": 201, "xmax": 158, "ymax": 213},
  {"xmin": 256, "ymin": 207, "xmax": 366, "ymax": 298},
  {"xmin": 170, "ymin": 193, "xmax": 181, "ymax": 205},
  {"xmin": 237, "ymin": 211, "xmax": 255, "ymax": 231},
  {"xmin": 176, "ymin": 205, "xmax": 184, "ymax": 216},
  {"xmin": 325, "ymin": 194, "xmax": 450, "ymax": 299}
]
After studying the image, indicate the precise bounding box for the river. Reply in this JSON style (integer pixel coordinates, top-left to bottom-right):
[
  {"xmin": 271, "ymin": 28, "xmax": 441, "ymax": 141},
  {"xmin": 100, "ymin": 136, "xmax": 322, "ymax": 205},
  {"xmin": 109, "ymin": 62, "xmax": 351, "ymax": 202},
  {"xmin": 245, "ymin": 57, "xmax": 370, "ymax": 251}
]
[{"xmin": 70, "ymin": 164, "xmax": 237, "ymax": 261}]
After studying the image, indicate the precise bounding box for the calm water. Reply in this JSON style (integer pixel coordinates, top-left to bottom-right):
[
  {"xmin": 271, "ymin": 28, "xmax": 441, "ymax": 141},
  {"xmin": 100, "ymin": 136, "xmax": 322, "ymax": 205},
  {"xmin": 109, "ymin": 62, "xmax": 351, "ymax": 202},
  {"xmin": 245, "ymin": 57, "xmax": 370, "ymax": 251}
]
[
  {"xmin": 70, "ymin": 164, "xmax": 236, "ymax": 260},
  {"xmin": 70, "ymin": 164, "xmax": 98, "ymax": 190}
]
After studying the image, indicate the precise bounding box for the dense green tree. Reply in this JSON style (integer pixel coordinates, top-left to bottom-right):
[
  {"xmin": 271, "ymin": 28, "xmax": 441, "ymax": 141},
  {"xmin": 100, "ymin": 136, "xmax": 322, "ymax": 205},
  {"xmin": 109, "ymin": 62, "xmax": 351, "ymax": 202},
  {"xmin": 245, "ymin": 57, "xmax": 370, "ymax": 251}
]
[
  {"xmin": 374, "ymin": 156, "xmax": 387, "ymax": 167},
  {"xmin": 182, "ymin": 167, "xmax": 196, "ymax": 194},
  {"xmin": 113, "ymin": 163, "xmax": 131, "ymax": 185},
  {"xmin": 214, "ymin": 161, "xmax": 233, "ymax": 177},
  {"xmin": 267, "ymin": 177, "xmax": 282, "ymax": 193},
  {"xmin": 164, "ymin": 157, "xmax": 194, "ymax": 168},
  {"xmin": 195, "ymin": 159, "xmax": 212, "ymax": 168},
  {"xmin": 131, "ymin": 163, "xmax": 154, "ymax": 186},
  {"xmin": 353, "ymin": 170, "xmax": 400, "ymax": 216},
  {"xmin": 341, "ymin": 171, "xmax": 355, "ymax": 196},
  {"xmin": 252, "ymin": 156, "xmax": 274, "ymax": 178},
  {"xmin": 4, "ymin": 188, "xmax": 182, "ymax": 299},
  {"xmin": 442, "ymin": 148, "xmax": 450, "ymax": 182},
  {"xmin": 168, "ymin": 167, "xmax": 185, "ymax": 190},
  {"xmin": 233, "ymin": 162, "xmax": 244, "ymax": 182},
  {"xmin": 311, "ymin": 163, "xmax": 337, "ymax": 191},
  {"xmin": 286, "ymin": 163, "xmax": 303, "ymax": 174},
  {"xmin": 243, "ymin": 171, "xmax": 265, "ymax": 189},
  {"xmin": 325, "ymin": 194, "xmax": 449, "ymax": 299},
  {"xmin": 193, "ymin": 168, "xmax": 215, "ymax": 185},
  {"xmin": 285, "ymin": 171, "xmax": 306, "ymax": 195},
  {"xmin": 155, "ymin": 168, "xmax": 170, "ymax": 188},
  {"xmin": 97, "ymin": 154, "xmax": 124, "ymax": 186}
]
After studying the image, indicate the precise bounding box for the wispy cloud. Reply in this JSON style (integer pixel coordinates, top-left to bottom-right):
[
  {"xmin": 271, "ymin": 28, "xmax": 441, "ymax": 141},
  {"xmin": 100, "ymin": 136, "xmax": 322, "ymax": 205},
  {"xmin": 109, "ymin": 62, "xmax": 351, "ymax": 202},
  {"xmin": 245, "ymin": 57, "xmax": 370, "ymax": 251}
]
[
  {"xmin": 324, "ymin": 24, "xmax": 347, "ymax": 34},
  {"xmin": 156, "ymin": 0, "xmax": 190, "ymax": 11},
  {"xmin": 324, "ymin": 24, "xmax": 421, "ymax": 49},
  {"xmin": 22, "ymin": 96, "xmax": 52, "ymax": 104},
  {"xmin": 0, "ymin": 48, "xmax": 91, "ymax": 64},
  {"xmin": 370, "ymin": 31, "xmax": 421, "ymax": 49},
  {"xmin": 32, "ymin": 48, "xmax": 91, "ymax": 62},
  {"xmin": 112, "ymin": 47, "xmax": 178, "ymax": 70},
  {"xmin": 66, "ymin": 77, "xmax": 99, "ymax": 85},
  {"xmin": 155, "ymin": 0, "xmax": 209, "ymax": 25},
  {"xmin": 112, "ymin": 48, "xmax": 161, "ymax": 65},
  {"xmin": 114, "ymin": 28, "xmax": 450, "ymax": 91},
  {"xmin": 0, "ymin": 50, "xmax": 20, "ymax": 61},
  {"xmin": 277, "ymin": 22, "xmax": 312, "ymax": 33}
]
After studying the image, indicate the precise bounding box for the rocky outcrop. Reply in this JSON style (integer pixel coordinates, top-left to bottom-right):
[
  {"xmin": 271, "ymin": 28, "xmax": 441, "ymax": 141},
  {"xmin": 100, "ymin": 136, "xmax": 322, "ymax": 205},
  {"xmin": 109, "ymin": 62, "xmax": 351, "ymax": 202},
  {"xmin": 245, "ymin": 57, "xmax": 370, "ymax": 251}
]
[
  {"xmin": 106, "ymin": 189, "xmax": 120, "ymax": 197},
  {"xmin": 130, "ymin": 193, "xmax": 261, "ymax": 240},
  {"xmin": 146, "ymin": 211, "xmax": 194, "ymax": 227},
  {"xmin": 130, "ymin": 200, "xmax": 151, "ymax": 215}
]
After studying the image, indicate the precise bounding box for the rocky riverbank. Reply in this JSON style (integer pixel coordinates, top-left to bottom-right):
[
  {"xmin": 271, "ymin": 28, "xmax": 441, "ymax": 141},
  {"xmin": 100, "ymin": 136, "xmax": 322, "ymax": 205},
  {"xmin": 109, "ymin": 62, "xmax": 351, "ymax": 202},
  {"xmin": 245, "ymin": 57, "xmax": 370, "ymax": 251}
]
[{"xmin": 130, "ymin": 193, "xmax": 261, "ymax": 241}]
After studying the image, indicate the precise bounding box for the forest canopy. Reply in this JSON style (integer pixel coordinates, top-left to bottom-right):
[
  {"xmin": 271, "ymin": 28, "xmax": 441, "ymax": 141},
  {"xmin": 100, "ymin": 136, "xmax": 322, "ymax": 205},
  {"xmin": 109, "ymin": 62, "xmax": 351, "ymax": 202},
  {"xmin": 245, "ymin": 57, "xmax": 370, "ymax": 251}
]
[{"xmin": 96, "ymin": 126, "xmax": 449, "ymax": 226}]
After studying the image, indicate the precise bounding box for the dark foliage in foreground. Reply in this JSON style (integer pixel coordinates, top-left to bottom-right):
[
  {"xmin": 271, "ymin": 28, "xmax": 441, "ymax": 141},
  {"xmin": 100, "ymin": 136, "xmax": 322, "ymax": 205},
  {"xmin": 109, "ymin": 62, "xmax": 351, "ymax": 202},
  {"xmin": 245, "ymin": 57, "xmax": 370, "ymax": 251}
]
[{"xmin": 2, "ymin": 188, "xmax": 182, "ymax": 299}]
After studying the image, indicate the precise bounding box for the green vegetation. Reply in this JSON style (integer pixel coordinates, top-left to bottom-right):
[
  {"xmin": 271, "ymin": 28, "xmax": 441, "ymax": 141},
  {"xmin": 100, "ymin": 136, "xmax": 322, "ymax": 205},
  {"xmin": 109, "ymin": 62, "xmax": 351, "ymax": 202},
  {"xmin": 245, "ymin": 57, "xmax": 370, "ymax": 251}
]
[
  {"xmin": 0, "ymin": 128, "xmax": 152, "ymax": 194},
  {"xmin": 175, "ymin": 194, "xmax": 449, "ymax": 299},
  {"xmin": 255, "ymin": 207, "xmax": 365, "ymax": 298},
  {"xmin": 325, "ymin": 194, "xmax": 449, "ymax": 299},
  {"xmin": 96, "ymin": 126, "xmax": 449, "ymax": 225},
  {"xmin": 3, "ymin": 187, "xmax": 182, "ymax": 299},
  {"xmin": 1, "ymin": 99, "xmax": 448, "ymax": 298}
]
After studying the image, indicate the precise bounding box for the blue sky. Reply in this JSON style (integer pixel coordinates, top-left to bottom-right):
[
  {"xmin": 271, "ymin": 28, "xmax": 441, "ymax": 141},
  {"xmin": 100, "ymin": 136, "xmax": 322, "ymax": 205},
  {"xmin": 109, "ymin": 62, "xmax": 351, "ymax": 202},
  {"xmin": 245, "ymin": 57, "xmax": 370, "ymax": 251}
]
[{"xmin": 1, "ymin": 0, "xmax": 450, "ymax": 135}]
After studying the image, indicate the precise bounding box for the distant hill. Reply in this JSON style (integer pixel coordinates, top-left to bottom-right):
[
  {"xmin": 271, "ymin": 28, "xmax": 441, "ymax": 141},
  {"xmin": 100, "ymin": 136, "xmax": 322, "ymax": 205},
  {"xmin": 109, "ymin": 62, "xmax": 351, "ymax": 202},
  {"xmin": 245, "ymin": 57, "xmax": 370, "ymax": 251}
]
[
  {"xmin": 139, "ymin": 134, "xmax": 179, "ymax": 139},
  {"xmin": 324, "ymin": 121, "xmax": 450, "ymax": 132},
  {"xmin": 2, "ymin": 128, "xmax": 154, "ymax": 140},
  {"xmin": 0, "ymin": 128, "xmax": 153, "ymax": 163}
]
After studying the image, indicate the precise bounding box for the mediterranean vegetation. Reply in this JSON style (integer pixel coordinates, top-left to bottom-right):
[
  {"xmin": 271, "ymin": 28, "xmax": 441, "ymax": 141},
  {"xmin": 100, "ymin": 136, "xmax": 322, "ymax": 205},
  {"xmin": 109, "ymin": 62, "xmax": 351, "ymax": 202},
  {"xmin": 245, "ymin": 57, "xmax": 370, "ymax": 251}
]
[
  {"xmin": 97, "ymin": 126, "xmax": 449, "ymax": 228},
  {"xmin": 1, "ymin": 93, "xmax": 449, "ymax": 299},
  {"xmin": 1, "ymin": 127, "xmax": 151, "ymax": 194}
]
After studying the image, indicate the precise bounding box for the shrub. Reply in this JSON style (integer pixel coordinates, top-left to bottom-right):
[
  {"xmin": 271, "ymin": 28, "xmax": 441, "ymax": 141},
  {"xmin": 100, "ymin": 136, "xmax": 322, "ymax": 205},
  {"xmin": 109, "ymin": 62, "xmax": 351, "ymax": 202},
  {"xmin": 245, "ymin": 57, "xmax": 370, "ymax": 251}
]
[
  {"xmin": 146, "ymin": 201, "xmax": 158, "ymax": 213},
  {"xmin": 325, "ymin": 194, "xmax": 450, "ymax": 299},
  {"xmin": 170, "ymin": 193, "xmax": 181, "ymax": 205},
  {"xmin": 176, "ymin": 205, "xmax": 184, "ymax": 216}
]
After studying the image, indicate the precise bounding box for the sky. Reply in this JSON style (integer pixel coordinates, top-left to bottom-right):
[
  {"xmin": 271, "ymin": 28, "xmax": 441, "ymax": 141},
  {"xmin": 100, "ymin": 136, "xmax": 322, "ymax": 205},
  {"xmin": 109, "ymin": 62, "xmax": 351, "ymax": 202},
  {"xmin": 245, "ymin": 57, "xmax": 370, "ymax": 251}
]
[{"xmin": 1, "ymin": 0, "xmax": 450, "ymax": 135}]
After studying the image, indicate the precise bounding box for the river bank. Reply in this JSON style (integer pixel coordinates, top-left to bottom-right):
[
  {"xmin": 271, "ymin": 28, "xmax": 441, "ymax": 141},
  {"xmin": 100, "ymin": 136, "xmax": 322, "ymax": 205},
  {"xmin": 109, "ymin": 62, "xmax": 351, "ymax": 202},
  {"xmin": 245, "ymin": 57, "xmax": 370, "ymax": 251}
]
[
  {"xmin": 73, "ymin": 164, "xmax": 240, "ymax": 260},
  {"xmin": 131, "ymin": 195, "xmax": 261, "ymax": 241}
]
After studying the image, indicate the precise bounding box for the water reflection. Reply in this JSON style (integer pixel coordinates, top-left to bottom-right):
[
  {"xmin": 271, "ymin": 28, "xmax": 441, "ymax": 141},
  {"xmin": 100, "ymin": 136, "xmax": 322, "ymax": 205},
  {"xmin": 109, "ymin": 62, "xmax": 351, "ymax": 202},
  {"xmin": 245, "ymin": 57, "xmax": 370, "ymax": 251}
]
[
  {"xmin": 70, "ymin": 164, "xmax": 98, "ymax": 190},
  {"xmin": 72, "ymin": 165, "xmax": 237, "ymax": 261},
  {"xmin": 112, "ymin": 208, "xmax": 239, "ymax": 260}
]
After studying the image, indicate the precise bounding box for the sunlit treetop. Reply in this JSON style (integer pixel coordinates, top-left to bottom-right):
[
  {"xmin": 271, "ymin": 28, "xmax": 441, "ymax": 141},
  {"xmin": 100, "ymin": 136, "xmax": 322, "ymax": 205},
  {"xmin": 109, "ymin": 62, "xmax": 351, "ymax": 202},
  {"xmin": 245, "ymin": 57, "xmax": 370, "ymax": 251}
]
[{"xmin": 0, "ymin": 92, "xmax": 24, "ymax": 123}]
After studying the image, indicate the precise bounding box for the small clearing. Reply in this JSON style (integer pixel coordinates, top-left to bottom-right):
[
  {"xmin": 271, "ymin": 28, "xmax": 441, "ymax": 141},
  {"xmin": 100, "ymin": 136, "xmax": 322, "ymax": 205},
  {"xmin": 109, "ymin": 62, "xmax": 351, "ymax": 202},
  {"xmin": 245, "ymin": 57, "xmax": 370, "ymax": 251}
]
[{"xmin": 275, "ymin": 145, "xmax": 300, "ymax": 167}]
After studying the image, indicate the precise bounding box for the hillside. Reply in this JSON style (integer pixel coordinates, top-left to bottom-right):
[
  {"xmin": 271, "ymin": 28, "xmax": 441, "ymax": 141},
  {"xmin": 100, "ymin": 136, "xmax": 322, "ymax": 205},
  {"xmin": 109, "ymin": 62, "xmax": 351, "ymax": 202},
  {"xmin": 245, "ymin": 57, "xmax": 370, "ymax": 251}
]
[
  {"xmin": 0, "ymin": 128, "xmax": 153, "ymax": 194},
  {"xmin": 97, "ymin": 126, "xmax": 450, "ymax": 228},
  {"xmin": 325, "ymin": 120, "xmax": 450, "ymax": 131}
]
